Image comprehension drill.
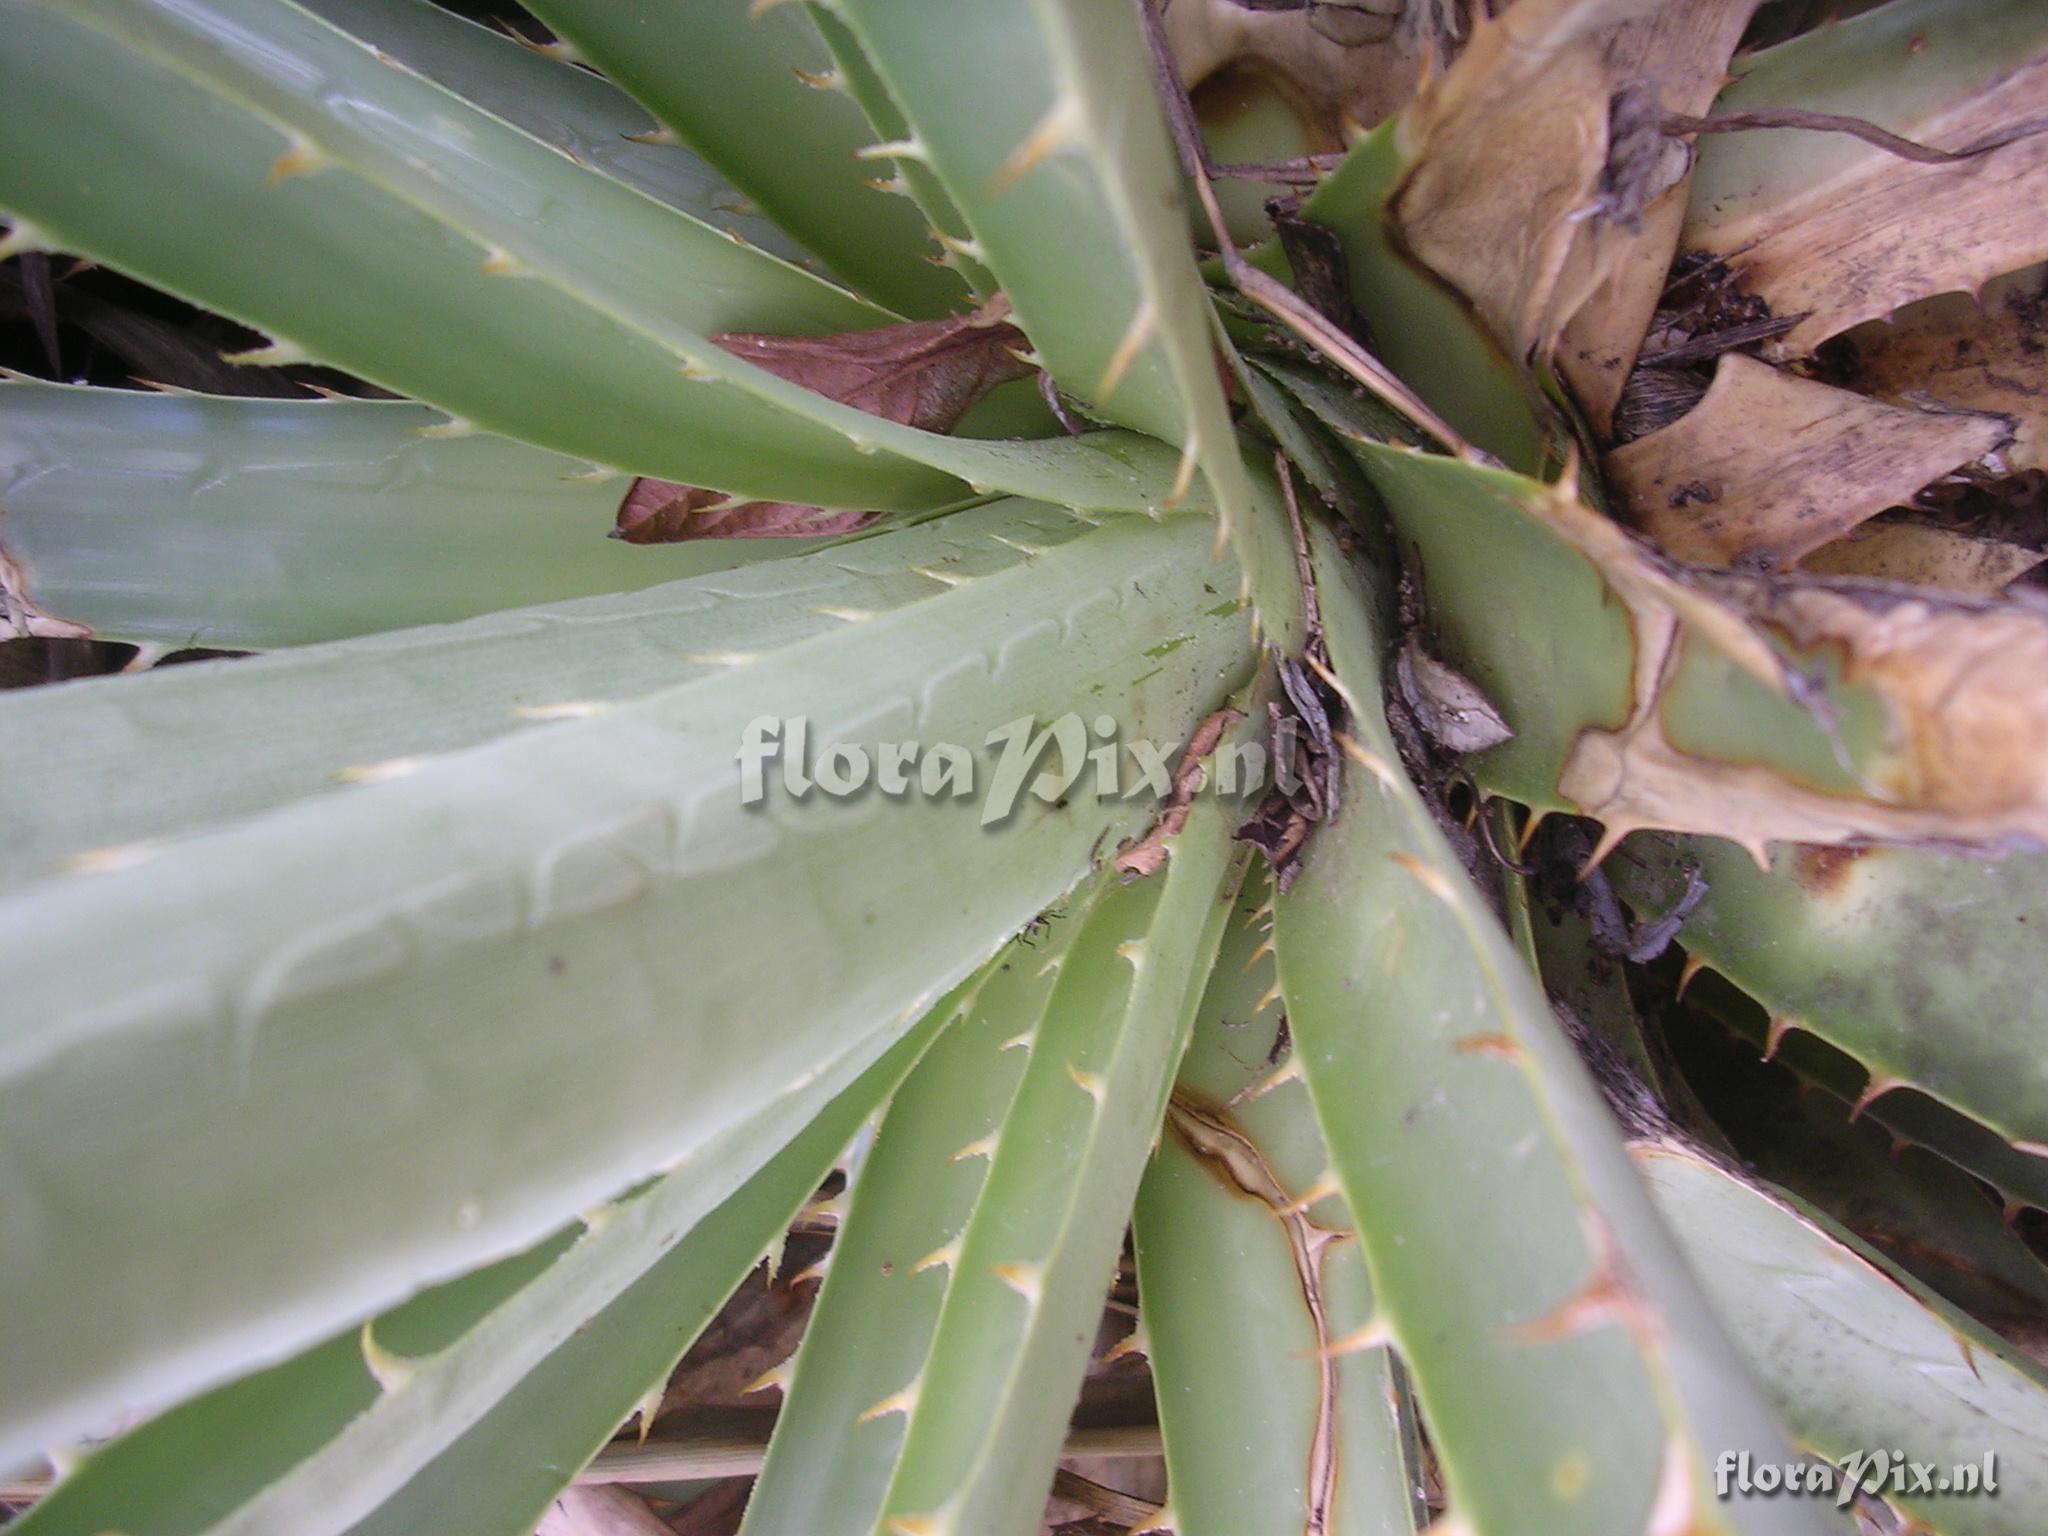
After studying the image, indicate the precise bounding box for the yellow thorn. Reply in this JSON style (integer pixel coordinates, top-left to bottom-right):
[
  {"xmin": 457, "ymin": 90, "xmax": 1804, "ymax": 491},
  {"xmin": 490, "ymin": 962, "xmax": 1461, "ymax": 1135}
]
[
  {"xmin": 885, "ymin": 1518, "xmax": 944, "ymax": 1536},
  {"xmin": 513, "ymin": 701, "xmax": 607, "ymax": 722},
  {"xmin": 912, "ymin": 1238, "xmax": 961, "ymax": 1275},
  {"xmin": 1102, "ymin": 1324, "xmax": 1148, "ymax": 1364},
  {"xmin": 809, "ymin": 605, "xmax": 874, "ymax": 623},
  {"xmin": 855, "ymin": 139, "xmax": 926, "ymax": 164},
  {"xmin": 1116, "ymin": 938, "xmax": 1147, "ymax": 971},
  {"xmin": 857, "ymin": 1381, "xmax": 920, "ymax": 1424},
  {"xmin": 1388, "ymin": 850, "xmax": 1458, "ymax": 904},
  {"xmin": 629, "ymin": 1379, "xmax": 665, "ymax": 1445},
  {"xmin": 0, "ymin": 219, "xmax": 49, "ymax": 261},
  {"xmin": 1239, "ymin": 938, "xmax": 1276, "ymax": 974},
  {"xmin": 743, "ymin": 1355, "xmax": 795, "ymax": 1396},
  {"xmin": 622, "ymin": 126, "xmax": 679, "ymax": 146},
  {"xmin": 1849, "ymin": 1073, "xmax": 1904, "ymax": 1122},
  {"xmin": 791, "ymin": 66, "xmax": 842, "ymax": 91},
  {"xmin": 1165, "ymin": 436, "xmax": 1200, "ymax": 510},
  {"xmin": 335, "ymin": 755, "xmax": 431, "ymax": 785},
  {"xmin": 60, "ymin": 841, "xmax": 162, "ymax": 877},
  {"xmin": 266, "ymin": 135, "xmax": 326, "ymax": 187},
  {"xmin": 1318, "ymin": 1316, "xmax": 1394, "ymax": 1359},
  {"xmin": 1282, "ymin": 1171, "xmax": 1341, "ymax": 1216},
  {"xmin": 1129, "ymin": 1503, "xmax": 1177, "ymax": 1536},
  {"xmin": 999, "ymin": 1028, "xmax": 1035, "ymax": 1054},
  {"xmin": 989, "ymin": 94, "xmax": 1082, "ymax": 191},
  {"xmin": 789, "ymin": 1253, "xmax": 831, "ymax": 1288},
  {"xmin": 221, "ymin": 340, "xmax": 312, "ymax": 368},
  {"xmin": 1335, "ymin": 733, "xmax": 1401, "ymax": 790},
  {"xmin": 676, "ymin": 650, "xmax": 756, "ymax": 667},
  {"xmin": 412, "ymin": 416, "xmax": 477, "ymax": 440},
  {"xmin": 1095, "ymin": 299, "xmax": 1158, "ymax": 403},
  {"xmin": 747, "ymin": 0, "xmax": 802, "ymax": 14},
  {"xmin": 1228, "ymin": 1056, "xmax": 1303, "ymax": 1108},
  {"xmin": 1253, "ymin": 981, "xmax": 1284, "ymax": 1016},
  {"xmin": 1675, "ymin": 952, "xmax": 1707, "ymax": 998},
  {"xmin": 991, "ymin": 1261, "xmax": 1044, "ymax": 1305},
  {"xmin": 359, "ymin": 1322, "xmax": 416, "ymax": 1392},
  {"xmin": 1762, "ymin": 1015, "xmax": 1798, "ymax": 1060},
  {"xmin": 480, "ymin": 246, "xmax": 520, "ymax": 276},
  {"xmin": 1066, "ymin": 1061, "xmax": 1107, "ymax": 1107},
  {"xmin": 950, "ymin": 1134, "xmax": 998, "ymax": 1164}
]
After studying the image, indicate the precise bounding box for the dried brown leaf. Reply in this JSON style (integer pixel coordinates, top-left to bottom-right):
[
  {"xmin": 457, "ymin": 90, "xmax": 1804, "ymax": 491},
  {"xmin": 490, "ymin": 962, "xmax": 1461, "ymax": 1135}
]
[
  {"xmin": 1606, "ymin": 353, "xmax": 2005, "ymax": 569},
  {"xmin": 1800, "ymin": 519, "xmax": 2046, "ymax": 595},
  {"xmin": 616, "ymin": 299, "xmax": 1031, "ymax": 545},
  {"xmin": 1524, "ymin": 477, "xmax": 2048, "ymax": 858},
  {"xmin": 1682, "ymin": 52, "xmax": 2048, "ymax": 357},
  {"xmin": 614, "ymin": 482, "xmax": 880, "ymax": 545},
  {"xmin": 1827, "ymin": 266, "xmax": 2048, "ymax": 474},
  {"xmin": 1166, "ymin": 0, "xmax": 1498, "ymax": 143},
  {"xmin": 1392, "ymin": 0, "xmax": 1757, "ymax": 376},
  {"xmin": 1554, "ymin": 1, "xmax": 1762, "ymax": 433},
  {"xmin": 715, "ymin": 296, "xmax": 1032, "ymax": 434},
  {"xmin": 1113, "ymin": 707, "xmax": 1245, "ymax": 879}
]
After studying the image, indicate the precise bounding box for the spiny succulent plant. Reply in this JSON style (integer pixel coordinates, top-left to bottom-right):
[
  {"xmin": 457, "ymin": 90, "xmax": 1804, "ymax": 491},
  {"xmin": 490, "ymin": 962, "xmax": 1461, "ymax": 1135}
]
[{"xmin": 5, "ymin": 1, "xmax": 2048, "ymax": 1534}]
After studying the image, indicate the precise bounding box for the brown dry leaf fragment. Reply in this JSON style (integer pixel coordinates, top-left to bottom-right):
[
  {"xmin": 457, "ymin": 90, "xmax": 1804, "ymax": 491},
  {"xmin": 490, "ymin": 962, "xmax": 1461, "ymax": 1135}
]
[
  {"xmin": 1800, "ymin": 519, "xmax": 2047, "ymax": 595},
  {"xmin": 614, "ymin": 481, "xmax": 880, "ymax": 545},
  {"xmin": 715, "ymin": 295, "xmax": 1033, "ymax": 433},
  {"xmin": 1114, "ymin": 707, "xmax": 1245, "ymax": 880},
  {"xmin": 1391, "ymin": 0, "xmax": 1758, "ymax": 377},
  {"xmin": 1682, "ymin": 46, "xmax": 2048, "ymax": 358},
  {"xmin": 1554, "ymin": 1, "xmax": 1762, "ymax": 434},
  {"xmin": 1530, "ymin": 476, "xmax": 2048, "ymax": 855},
  {"xmin": 1826, "ymin": 266, "xmax": 2048, "ymax": 474},
  {"xmin": 1606, "ymin": 353, "xmax": 2006, "ymax": 569},
  {"xmin": 616, "ymin": 298, "xmax": 1031, "ymax": 545},
  {"xmin": 1165, "ymin": 0, "xmax": 1499, "ymax": 145}
]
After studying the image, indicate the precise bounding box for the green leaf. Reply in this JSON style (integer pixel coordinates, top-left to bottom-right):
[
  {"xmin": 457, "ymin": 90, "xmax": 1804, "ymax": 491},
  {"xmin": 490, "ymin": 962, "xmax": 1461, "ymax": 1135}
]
[
  {"xmin": 1639, "ymin": 1138, "xmax": 2048, "ymax": 1536},
  {"xmin": 1136, "ymin": 875, "xmax": 1421, "ymax": 1536},
  {"xmin": 0, "ymin": 380, "xmax": 818, "ymax": 650},
  {"xmin": 1273, "ymin": 521, "xmax": 1830, "ymax": 1536},
  {"xmin": 519, "ymin": 0, "xmax": 968, "ymax": 319},
  {"xmin": 0, "ymin": 0, "xmax": 1185, "ymax": 516},
  {"xmin": 1611, "ymin": 836, "xmax": 2048, "ymax": 1212},
  {"xmin": 1297, "ymin": 123, "xmax": 1550, "ymax": 473},
  {"xmin": 801, "ymin": 4, "xmax": 993, "ymax": 301},
  {"xmin": 17, "ymin": 984, "xmax": 956, "ymax": 1536},
  {"xmin": 740, "ymin": 893, "xmax": 1084, "ymax": 1536},
  {"xmin": 289, "ymin": 0, "xmax": 808, "ymax": 264},
  {"xmin": 0, "ymin": 502, "xmax": 1183, "ymax": 890},
  {"xmin": 0, "ymin": 500, "xmax": 1256, "ymax": 1469},
  {"xmin": 877, "ymin": 783, "xmax": 1250, "ymax": 1536},
  {"xmin": 825, "ymin": 0, "xmax": 1303, "ymax": 644}
]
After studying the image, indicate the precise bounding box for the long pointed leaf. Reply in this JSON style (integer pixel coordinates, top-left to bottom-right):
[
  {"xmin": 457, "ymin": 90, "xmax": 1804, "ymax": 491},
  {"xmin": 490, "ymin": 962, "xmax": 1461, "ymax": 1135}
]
[
  {"xmin": 1273, "ymin": 521, "xmax": 1831, "ymax": 1536},
  {"xmin": 0, "ymin": 380, "xmax": 814, "ymax": 649},
  {"xmin": 877, "ymin": 785, "xmax": 1250, "ymax": 1536},
  {"xmin": 520, "ymin": 0, "xmax": 966, "ymax": 319},
  {"xmin": 0, "ymin": 502, "xmax": 1254, "ymax": 1469},
  {"xmin": 0, "ymin": 0, "xmax": 1186, "ymax": 515},
  {"xmin": 1136, "ymin": 876, "xmax": 1421, "ymax": 1536},
  {"xmin": 17, "ymin": 982, "xmax": 958, "ymax": 1536}
]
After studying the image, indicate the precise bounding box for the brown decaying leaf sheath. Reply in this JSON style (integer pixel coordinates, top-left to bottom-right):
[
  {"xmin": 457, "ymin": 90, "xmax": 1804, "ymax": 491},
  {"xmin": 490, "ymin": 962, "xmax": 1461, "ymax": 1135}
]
[{"xmin": 615, "ymin": 299, "xmax": 1032, "ymax": 544}]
